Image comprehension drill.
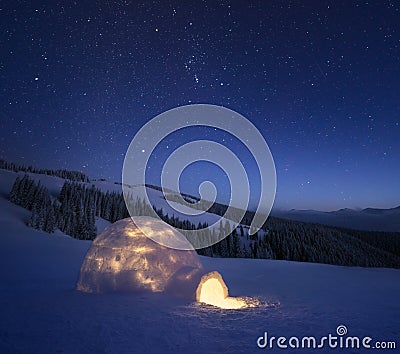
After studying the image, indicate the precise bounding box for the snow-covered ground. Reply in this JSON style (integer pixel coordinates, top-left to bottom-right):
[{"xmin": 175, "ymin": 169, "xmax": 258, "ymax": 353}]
[{"xmin": 0, "ymin": 178, "xmax": 399, "ymax": 353}]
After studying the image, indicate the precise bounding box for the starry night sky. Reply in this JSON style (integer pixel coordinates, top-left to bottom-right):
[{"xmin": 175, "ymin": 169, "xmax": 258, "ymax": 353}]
[{"xmin": 1, "ymin": 1, "xmax": 399, "ymax": 211}]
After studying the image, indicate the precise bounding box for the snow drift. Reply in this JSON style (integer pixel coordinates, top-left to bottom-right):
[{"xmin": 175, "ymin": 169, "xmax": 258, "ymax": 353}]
[{"xmin": 77, "ymin": 217, "xmax": 248, "ymax": 308}]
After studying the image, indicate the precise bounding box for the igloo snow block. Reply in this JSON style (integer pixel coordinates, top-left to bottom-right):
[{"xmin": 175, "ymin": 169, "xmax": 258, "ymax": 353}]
[{"xmin": 76, "ymin": 216, "xmax": 205, "ymax": 298}]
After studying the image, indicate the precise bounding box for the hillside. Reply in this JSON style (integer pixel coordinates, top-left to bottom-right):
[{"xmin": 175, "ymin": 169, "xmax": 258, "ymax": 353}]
[{"xmin": 2, "ymin": 167, "xmax": 400, "ymax": 269}]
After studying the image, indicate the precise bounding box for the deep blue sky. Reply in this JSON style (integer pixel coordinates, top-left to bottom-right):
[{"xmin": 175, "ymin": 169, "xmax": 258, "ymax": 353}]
[{"xmin": 1, "ymin": 1, "xmax": 399, "ymax": 211}]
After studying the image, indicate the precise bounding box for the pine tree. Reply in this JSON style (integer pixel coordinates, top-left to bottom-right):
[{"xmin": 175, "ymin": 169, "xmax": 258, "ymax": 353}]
[
  {"xmin": 9, "ymin": 176, "xmax": 21, "ymax": 204},
  {"xmin": 232, "ymin": 228, "xmax": 241, "ymax": 257},
  {"xmin": 28, "ymin": 201, "xmax": 40, "ymax": 229},
  {"xmin": 43, "ymin": 200, "xmax": 56, "ymax": 233}
]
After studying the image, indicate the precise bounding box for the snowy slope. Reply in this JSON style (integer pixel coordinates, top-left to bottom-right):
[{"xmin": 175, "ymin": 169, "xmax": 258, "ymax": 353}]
[
  {"xmin": 86, "ymin": 178, "xmax": 222, "ymax": 226},
  {"xmin": 0, "ymin": 168, "xmax": 67, "ymax": 199},
  {"xmin": 3, "ymin": 168, "xmax": 400, "ymax": 233},
  {"xmin": 144, "ymin": 186, "xmax": 222, "ymax": 226},
  {"xmin": 0, "ymin": 169, "xmax": 224, "ymax": 228},
  {"xmin": 0, "ymin": 191, "xmax": 399, "ymax": 353}
]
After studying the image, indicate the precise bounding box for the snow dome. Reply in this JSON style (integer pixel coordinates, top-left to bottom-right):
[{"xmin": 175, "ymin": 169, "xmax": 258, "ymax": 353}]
[{"xmin": 77, "ymin": 217, "xmax": 250, "ymax": 308}]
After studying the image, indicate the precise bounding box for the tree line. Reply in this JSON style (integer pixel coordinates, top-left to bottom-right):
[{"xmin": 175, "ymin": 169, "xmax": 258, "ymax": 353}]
[
  {"xmin": 8, "ymin": 174, "xmax": 400, "ymax": 269},
  {"xmin": 9, "ymin": 175, "xmax": 129, "ymax": 240},
  {"xmin": 1, "ymin": 159, "xmax": 89, "ymax": 182}
]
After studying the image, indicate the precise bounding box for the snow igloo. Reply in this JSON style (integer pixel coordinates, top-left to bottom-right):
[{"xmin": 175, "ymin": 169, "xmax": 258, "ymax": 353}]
[{"xmin": 77, "ymin": 217, "xmax": 248, "ymax": 309}]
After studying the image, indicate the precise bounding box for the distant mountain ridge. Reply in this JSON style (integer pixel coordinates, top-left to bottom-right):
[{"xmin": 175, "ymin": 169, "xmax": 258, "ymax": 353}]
[
  {"xmin": 362, "ymin": 205, "xmax": 400, "ymax": 214},
  {"xmin": 272, "ymin": 205, "xmax": 400, "ymax": 232}
]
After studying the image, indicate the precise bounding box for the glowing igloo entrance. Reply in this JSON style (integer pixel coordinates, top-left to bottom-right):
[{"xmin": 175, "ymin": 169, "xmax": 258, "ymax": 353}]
[
  {"xmin": 77, "ymin": 217, "xmax": 250, "ymax": 309},
  {"xmin": 196, "ymin": 271, "xmax": 247, "ymax": 309}
]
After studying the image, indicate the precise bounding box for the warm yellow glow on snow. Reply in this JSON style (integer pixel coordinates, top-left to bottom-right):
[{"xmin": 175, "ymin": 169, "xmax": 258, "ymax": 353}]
[
  {"xmin": 135, "ymin": 271, "xmax": 159, "ymax": 291},
  {"xmin": 132, "ymin": 246, "xmax": 154, "ymax": 254},
  {"xmin": 196, "ymin": 271, "xmax": 248, "ymax": 309}
]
